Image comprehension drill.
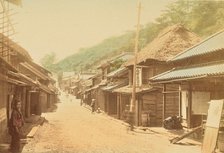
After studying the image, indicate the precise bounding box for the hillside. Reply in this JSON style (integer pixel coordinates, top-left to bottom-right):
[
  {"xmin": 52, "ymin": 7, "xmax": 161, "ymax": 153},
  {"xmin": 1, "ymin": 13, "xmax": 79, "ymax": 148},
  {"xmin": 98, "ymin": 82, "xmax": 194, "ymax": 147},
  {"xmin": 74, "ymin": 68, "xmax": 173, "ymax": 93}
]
[
  {"xmin": 54, "ymin": 32, "xmax": 135, "ymax": 72},
  {"xmin": 45, "ymin": 0, "xmax": 224, "ymax": 73}
]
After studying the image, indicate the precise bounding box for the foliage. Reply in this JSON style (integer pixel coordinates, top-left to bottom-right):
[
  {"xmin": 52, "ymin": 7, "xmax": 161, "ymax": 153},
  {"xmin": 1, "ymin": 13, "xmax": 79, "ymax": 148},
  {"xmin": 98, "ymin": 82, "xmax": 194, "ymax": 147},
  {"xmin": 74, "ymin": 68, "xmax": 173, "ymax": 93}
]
[
  {"xmin": 40, "ymin": 52, "xmax": 58, "ymax": 72},
  {"xmin": 44, "ymin": 0, "xmax": 224, "ymax": 72}
]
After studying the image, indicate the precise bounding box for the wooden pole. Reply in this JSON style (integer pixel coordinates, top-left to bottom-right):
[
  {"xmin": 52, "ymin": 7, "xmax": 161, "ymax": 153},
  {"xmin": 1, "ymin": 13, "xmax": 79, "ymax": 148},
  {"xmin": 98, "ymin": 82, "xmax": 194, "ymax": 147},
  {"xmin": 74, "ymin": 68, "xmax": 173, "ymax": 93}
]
[
  {"xmin": 130, "ymin": 0, "xmax": 141, "ymax": 113},
  {"xmin": 163, "ymin": 84, "xmax": 166, "ymax": 122}
]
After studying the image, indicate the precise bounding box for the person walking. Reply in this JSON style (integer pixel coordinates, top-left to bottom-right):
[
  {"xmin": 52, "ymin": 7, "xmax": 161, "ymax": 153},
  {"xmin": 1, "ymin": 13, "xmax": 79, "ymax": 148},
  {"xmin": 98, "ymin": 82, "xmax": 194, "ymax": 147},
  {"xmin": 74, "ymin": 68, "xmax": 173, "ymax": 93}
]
[
  {"xmin": 91, "ymin": 99, "xmax": 96, "ymax": 114},
  {"xmin": 8, "ymin": 99, "xmax": 24, "ymax": 153}
]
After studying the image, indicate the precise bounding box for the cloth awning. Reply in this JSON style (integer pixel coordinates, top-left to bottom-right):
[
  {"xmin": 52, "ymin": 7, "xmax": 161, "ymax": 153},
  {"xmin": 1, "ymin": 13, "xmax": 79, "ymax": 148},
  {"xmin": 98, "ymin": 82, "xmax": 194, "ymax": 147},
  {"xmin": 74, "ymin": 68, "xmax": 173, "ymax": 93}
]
[
  {"xmin": 114, "ymin": 85, "xmax": 157, "ymax": 94},
  {"xmin": 150, "ymin": 61, "xmax": 224, "ymax": 83}
]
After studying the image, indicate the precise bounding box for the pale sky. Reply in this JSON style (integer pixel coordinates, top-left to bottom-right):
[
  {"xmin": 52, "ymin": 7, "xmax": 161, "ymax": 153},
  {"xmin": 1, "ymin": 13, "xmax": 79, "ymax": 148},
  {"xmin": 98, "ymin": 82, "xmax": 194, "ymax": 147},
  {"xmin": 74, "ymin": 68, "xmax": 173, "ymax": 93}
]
[{"xmin": 10, "ymin": 0, "xmax": 176, "ymax": 63}]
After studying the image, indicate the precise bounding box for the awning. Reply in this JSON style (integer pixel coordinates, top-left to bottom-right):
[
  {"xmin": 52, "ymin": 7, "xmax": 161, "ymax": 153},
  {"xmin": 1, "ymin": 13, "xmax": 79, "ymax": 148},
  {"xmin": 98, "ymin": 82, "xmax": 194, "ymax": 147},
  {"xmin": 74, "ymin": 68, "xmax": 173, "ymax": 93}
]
[
  {"xmin": 39, "ymin": 84, "xmax": 53, "ymax": 94},
  {"xmin": 85, "ymin": 85, "xmax": 99, "ymax": 92},
  {"xmin": 107, "ymin": 67, "xmax": 128, "ymax": 78},
  {"xmin": 20, "ymin": 62, "xmax": 49, "ymax": 80},
  {"xmin": 150, "ymin": 61, "xmax": 224, "ymax": 83},
  {"xmin": 7, "ymin": 77, "xmax": 27, "ymax": 86},
  {"xmin": 18, "ymin": 73, "xmax": 38, "ymax": 86},
  {"xmin": 7, "ymin": 71, "xmax": 37, "ymax": 86},
  {"xmin": 81, "ymin": 79, "xmax": 93, "ymax": 87},
  {"xmin": 101, "ymin": 81, "xmax": 128, "ymax": 92},
  {"xmin": 114, "ymin": 85, "xmax": 157, "ymax": 94},
  {"xmin": 98, "ymin": 79, "xmax": 107, "ymax": 86}
]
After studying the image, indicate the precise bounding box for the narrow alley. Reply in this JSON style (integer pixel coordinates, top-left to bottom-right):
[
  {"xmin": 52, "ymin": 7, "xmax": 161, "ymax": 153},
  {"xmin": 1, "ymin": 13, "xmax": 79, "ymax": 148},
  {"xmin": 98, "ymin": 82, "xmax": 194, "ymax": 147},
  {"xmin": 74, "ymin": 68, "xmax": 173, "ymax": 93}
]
[{"xmin": 21, "ymin": 93, "xmax": 201, "ymax": 153}]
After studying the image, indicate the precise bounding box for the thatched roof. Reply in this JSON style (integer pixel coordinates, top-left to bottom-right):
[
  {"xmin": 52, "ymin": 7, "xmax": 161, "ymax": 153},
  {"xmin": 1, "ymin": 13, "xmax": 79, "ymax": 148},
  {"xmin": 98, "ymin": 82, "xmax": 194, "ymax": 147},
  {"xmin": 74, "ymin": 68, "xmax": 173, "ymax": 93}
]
[
  {"xmin": 0, "ymin": 33, "xmax": 32, "ymax": 61},
  {"xmin": 125, "ymin": 24, "xmax": 200, "ymax": 66}
]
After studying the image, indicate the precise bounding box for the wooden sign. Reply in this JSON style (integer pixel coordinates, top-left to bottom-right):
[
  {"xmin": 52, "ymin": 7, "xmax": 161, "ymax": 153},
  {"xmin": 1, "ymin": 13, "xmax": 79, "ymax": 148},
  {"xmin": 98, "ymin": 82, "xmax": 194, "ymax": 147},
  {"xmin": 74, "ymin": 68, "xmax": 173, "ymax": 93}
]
[{"xmin": 202, "ymin": 99, "xmax": 224, "ymax": 153}]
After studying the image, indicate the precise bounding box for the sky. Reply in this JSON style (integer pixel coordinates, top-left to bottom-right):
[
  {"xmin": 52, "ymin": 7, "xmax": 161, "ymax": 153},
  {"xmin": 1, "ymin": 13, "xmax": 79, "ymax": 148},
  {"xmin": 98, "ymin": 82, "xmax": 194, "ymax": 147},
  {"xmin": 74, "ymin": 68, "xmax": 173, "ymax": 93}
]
[{"xmin": 10, "ymin": 0, "xmax": 176, "ymax": 63}]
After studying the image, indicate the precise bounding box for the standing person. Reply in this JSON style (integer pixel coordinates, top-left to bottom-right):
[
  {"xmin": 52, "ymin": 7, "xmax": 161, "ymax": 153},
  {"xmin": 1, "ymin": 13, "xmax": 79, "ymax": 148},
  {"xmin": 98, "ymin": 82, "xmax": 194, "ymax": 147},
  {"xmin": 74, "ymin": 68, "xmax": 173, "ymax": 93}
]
[
  {"xmin": 9, "ymin": 99, "xmax": 24, "ymax": 153},
  {"xmin": 80, "ymin": 93, "xmax": 83, "ymax": 106},
  {"xmin": 91, "ymin": 99, "xmax": 96, "ymax": 114}
]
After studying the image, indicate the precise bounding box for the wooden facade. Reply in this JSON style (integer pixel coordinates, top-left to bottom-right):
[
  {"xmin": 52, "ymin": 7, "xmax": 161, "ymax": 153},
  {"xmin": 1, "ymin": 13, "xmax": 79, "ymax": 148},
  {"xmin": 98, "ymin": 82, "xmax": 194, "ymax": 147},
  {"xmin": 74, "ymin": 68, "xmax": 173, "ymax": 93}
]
[
  {"xmin": 0, "ymin": 33, "xmax": 58, "ymax": 142},
  {"xmin": 150, "ymin": 30, "xmax": 224, "ymax": 129}
]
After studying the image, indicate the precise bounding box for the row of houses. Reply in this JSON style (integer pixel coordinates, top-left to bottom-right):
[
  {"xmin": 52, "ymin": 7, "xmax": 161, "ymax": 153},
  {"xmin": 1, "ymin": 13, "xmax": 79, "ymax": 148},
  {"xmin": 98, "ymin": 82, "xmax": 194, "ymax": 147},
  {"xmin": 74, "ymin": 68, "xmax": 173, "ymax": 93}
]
[
  {"xmin": 0, "ymin": 34, "xmax": 58, "ymax": 141},
  {"xmin": 62, "ymin": 24, "xmax": 224, "ymax": 133}
]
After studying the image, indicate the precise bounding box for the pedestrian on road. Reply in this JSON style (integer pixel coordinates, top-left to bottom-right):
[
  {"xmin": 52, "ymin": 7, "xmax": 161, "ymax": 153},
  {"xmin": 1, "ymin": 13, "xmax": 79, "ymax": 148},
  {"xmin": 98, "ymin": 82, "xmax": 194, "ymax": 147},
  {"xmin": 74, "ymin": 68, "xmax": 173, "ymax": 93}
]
[
  {"xmin": 80, "ymin": 93, "xmax": 83, "ymax": 106},
  {"xmin": 91, "ymin": 99, "xmax": 96, "ymax": 113},
  {"xmin": 8, "ymin": 99, "xmax": 25, "ymax": 153}
]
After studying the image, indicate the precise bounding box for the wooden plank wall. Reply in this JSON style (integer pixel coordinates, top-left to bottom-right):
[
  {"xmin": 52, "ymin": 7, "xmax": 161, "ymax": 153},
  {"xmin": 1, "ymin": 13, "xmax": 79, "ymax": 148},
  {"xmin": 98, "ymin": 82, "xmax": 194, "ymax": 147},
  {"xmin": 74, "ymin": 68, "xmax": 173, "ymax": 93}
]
[
  {"xmin": 141, "ymin": 91, "xmax": 163, "ymax": 126},
  {"xmin": 97, "ymin": 89, "xmax": 105, "ymax": 112},
  {"xmin": 108, "ymin": 93, "xmax": 117, "ymax": 115},
  {"xmin": 0, "ymin": 70, "xmax": 8, "ymax": 141},
  {"xmin": 164, "ymin": 84, "xmax": 179, "ymax": 119}
]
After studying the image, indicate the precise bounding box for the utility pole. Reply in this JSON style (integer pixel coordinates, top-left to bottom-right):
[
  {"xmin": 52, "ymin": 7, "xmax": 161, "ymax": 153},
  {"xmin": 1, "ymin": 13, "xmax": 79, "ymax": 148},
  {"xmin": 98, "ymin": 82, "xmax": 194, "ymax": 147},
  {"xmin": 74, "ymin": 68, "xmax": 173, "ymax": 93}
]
[{"xmin": 130, "ymin": 0, "xmax": 141, "ymax": 124}]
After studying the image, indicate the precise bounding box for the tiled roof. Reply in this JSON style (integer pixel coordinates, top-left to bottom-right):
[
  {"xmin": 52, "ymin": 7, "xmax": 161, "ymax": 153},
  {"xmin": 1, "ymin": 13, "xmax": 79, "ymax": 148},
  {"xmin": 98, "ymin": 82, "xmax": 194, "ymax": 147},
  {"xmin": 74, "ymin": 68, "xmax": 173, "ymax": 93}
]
[
  {"xmin": 114, "ymin": 85, "xmax": 156, "ymax": 94},
  {"xmin": 101, "ymin": 80, "xmax": 128, "ymax": 92},
  {"xmin": 171, "ymin": 30, "xmax": 224, "ymax": 61},
  {"xmin": 107, "ymin": 67, "xmax": 127, "ymax": 78},
  {"xmin": 150, "ymin": 61, "xmax": 224, "ymax": 82}
]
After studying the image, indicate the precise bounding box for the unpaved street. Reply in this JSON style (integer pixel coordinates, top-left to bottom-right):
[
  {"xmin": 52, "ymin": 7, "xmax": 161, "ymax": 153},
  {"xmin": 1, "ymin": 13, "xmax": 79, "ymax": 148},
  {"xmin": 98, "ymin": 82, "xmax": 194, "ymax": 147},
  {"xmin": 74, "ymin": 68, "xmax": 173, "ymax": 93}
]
[{"xmin": 22, "ymin": 94, "xmax": 201, "ymax": 153}]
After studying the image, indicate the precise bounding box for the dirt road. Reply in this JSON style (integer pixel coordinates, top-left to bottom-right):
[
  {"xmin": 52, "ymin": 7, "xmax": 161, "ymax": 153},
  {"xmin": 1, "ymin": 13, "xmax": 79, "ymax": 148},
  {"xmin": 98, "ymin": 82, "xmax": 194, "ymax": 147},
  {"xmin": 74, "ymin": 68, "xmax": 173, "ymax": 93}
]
[{"xmin": 22, "ymin": 94, "xmax": 201, "ymax": 153}]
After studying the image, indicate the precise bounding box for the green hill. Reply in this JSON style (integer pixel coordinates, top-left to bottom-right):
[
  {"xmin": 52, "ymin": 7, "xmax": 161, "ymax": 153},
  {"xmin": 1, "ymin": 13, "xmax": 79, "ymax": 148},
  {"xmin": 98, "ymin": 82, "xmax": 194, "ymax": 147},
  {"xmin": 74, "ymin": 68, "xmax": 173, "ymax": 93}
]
[{"xmin": 44, "ymin": 0, "xmax": 224, "ymax": 73}]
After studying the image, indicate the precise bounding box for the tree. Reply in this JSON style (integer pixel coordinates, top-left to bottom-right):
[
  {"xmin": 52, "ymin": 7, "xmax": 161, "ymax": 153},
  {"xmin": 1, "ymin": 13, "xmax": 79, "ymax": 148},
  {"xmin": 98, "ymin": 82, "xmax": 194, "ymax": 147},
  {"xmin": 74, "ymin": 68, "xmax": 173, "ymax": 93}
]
[{"xmin": 40, "ymin": 52, "xmax": 57, "ymax": 71}]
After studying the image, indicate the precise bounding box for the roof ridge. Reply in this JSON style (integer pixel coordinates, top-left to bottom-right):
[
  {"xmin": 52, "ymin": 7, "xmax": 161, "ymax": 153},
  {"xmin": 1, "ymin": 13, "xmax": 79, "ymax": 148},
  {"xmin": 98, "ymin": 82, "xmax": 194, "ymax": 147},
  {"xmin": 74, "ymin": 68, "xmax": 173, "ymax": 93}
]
[
  {"xmin": 170, "ymin": 29, "xmax": 224, "ymax": 62},
  {"xmin": 175, "ymin": 60, "xmax": 224, "ymax": 71}
]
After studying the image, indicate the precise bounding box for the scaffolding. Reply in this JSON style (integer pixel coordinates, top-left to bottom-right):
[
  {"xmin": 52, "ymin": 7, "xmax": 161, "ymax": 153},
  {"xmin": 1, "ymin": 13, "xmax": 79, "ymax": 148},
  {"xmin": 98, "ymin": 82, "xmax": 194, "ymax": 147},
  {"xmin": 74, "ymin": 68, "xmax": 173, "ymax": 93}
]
[{"xmin": 0, "ymin": 0, "xmax": 15, "ymax": 63}]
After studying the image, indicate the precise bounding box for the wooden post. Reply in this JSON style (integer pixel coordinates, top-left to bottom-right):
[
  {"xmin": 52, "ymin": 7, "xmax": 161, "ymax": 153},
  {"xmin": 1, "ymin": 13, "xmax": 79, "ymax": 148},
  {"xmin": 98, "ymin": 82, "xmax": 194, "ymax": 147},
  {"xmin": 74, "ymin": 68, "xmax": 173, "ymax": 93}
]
[
  {"xmin": 129, "ymin": 69, "xmax": 133, "ymax": 86},
  {"xmin": 120, "ymin": 94, "xmax": 122, "ymax": 119},
  {"xmin": 130, "ymin": 0, "xmax": 141, "ymax": 127},
  {"xmin": 179, "ymin": 84, "xmax": 182, "ymax": 117},
  {"xmin": 187, "ymin": 83, "xmax": 192, "ymax": 128},
  {"xmin": 163, "ymin": 84, "xmax": 166, "ymax": 122},
  {"xmin": 21, "ymin": 87, "xmax": 26, "ymax": 116},
  {"xmin": 117, "ymin": 94, "xmax": 120, "ymax": 119},
  {"xmin": 26, "ymin": 91, "xmax": 31, "ymax": 118}
]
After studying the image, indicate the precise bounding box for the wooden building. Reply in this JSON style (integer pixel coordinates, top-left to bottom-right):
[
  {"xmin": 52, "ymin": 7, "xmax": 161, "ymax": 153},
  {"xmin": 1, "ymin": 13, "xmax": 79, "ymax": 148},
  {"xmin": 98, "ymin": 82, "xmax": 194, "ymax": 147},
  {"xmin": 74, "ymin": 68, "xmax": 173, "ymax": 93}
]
[
  {"xmin": 102, "ymin": 67, "xmax": 128, "ymax": 118},
  {"xmin": 150, "ymin": 29, "xmax": 224, "ymax": 128},
  {"xmin": 118, "ymin": 24, "xmax": 200, "ymax": 126},
  {"xmin": 0, "ymin": 57, "xmax": 22, "ymax": 141}
]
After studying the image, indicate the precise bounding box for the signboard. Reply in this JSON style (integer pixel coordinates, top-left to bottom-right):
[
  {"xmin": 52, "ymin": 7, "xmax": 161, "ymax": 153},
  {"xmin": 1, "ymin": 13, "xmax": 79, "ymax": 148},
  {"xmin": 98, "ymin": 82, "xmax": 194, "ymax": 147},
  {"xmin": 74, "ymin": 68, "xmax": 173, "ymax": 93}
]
[
  {"xmin": 206, "ymin": 100, "xmax": 224, "ymax": 128},
  {"xmin": 202, "ymin": 100, "xmax": 224, "ymax": 153},
  {"xmin": 192, "ymin": 91, "xmax": 210, "ymax": 115}
]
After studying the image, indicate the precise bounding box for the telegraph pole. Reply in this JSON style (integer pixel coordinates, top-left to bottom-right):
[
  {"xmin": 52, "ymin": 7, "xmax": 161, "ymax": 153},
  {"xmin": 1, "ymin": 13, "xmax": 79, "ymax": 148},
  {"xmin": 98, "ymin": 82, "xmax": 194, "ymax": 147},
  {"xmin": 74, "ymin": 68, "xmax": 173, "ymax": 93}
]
[{"xmin": 130, "ymin": 0, "xmax": 141, "ymax": 124}]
